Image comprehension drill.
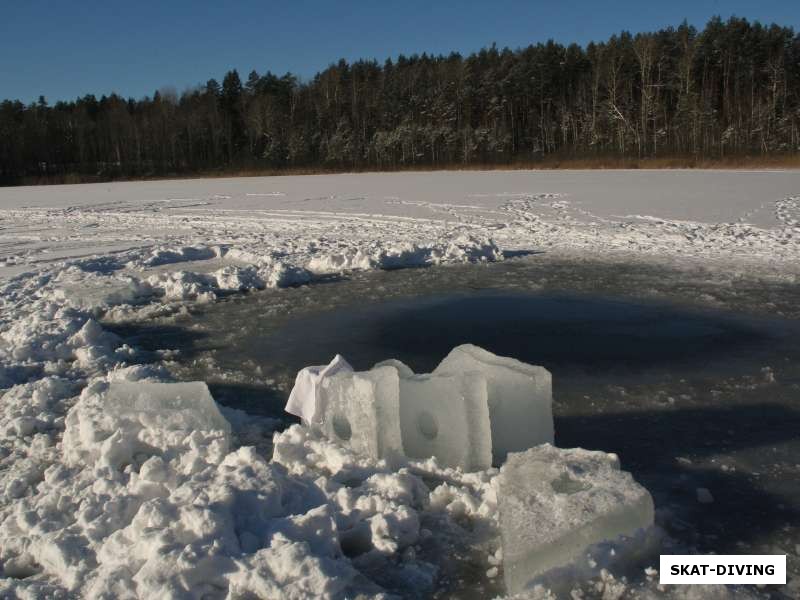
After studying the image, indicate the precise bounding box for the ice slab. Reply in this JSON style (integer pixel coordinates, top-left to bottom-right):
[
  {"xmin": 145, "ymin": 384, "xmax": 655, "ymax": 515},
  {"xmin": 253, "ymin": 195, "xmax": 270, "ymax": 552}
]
[
  {"xmin": 102, "ymin": 381, "xmax": 231, "ymax": 433},
  {"xmin": 317, "ymin": 366, "xmax": 405, "ymax": 462},
  {"xmin": 373, "ymin": 358, "xmax": 415, "ymax": 378},
  {"xmin": 285, "ymin": 354, "xmax": 353, "ymax": 425},
  {"xmin": 398, "ymin": 372, "xmax": 492, "ymax": 471},
  {"xmin": 435, "ymin": 344, "xmax": 553, "ymax": 464},
  {"xmin": 497, "ymin": 445, "xmax": 654, "ymax": 594}
]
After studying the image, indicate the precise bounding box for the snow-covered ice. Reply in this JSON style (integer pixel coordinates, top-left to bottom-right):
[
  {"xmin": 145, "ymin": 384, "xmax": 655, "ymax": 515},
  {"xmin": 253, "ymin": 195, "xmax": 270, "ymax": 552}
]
[
  {"xmin": 63, "ymin": 380, "xmax": 231, "ymax": 469},
  {"xmin": 1, "ymin": 170, "xmax": 797, "ymax": 598},
  {"xmin": 435, "ymin": 344, "xmax": 553, "ymax": 464},
  {"xmin": 497, "ymin": 445, "xmax": 655, "ymax": 594}
]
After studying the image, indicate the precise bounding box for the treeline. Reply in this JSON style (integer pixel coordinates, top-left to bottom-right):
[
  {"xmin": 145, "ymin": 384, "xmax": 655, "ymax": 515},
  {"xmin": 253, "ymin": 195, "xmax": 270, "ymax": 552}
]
[{"xmin": 2, "ymin": 16, "xmax": 800, "ymax": 184}]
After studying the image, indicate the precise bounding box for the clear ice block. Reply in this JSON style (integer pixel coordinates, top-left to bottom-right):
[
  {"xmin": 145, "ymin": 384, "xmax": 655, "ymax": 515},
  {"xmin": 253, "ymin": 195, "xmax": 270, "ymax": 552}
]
[
  {"xmin": 318, "ymin": 366, "xmax": 404, "ymax": 462},
  {"xmin": 397, "ymin": 372, "xmax": 492, "ymax": 471},
  {"xmin": 435, "ymin": 344, "xmax": 553, "ymax": 464},
  {"xmin": 497, "ymin": 445, "xmax": 654, "ymax": 594}
]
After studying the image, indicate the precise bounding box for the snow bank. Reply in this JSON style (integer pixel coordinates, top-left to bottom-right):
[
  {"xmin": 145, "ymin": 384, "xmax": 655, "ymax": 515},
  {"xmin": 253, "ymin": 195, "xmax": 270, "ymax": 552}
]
[
  {"xmin": 306, "ymin": 234, "xmax": 503, "ymax": 274},
  {"xmin": 0, "ymin": 367, "xmax": 497, "ymax": 598},
  {"xmin": 0, "ymin": 366, "xmax": 758, "ymax": 599},
  {"xmin": 0, "ymin": 372, "xmax": 370, "ymax": 598}
]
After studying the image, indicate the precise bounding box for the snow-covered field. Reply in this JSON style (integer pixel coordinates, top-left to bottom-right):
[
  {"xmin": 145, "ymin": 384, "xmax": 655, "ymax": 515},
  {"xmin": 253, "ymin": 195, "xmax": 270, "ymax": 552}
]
[{"xmin": 0, "ymin": 170, "xmax": 799, "ymax": 599}]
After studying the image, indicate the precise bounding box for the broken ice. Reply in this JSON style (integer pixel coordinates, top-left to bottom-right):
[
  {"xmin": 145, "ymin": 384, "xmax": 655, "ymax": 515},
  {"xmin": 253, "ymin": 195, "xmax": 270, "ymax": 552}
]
[
  {"xmin": 98, "ymin": 381, "xmax": 230, "ymax": 433},
  {"xmin": 63, "ymin": 380, "xmax": 231, "ymax": 469},
  {"xmin": 285, "ymin": 345, "xmax": 551, "ymax": 471},
  {"xmin": 435, "ymin": 344, "xmax": 553, "ymax": 464},
  {"xmin": 496, "ymin": 445, "xmax": 654, "ymax": 594}
]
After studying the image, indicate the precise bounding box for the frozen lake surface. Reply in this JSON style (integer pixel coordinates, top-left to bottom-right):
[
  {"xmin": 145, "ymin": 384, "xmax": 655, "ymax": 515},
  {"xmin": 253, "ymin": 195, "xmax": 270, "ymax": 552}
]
[
  {"xmin": 3, "ymin": 170, "xmax": 800, "ymax": 598},
  {"xmin": 109, "ymin": 255, "xmax": 800, "ymax": 584}
]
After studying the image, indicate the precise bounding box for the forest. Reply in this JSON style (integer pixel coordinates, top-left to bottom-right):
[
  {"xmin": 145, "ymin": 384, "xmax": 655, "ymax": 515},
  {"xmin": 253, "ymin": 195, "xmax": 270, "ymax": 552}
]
[{"xmin": 1, "ymin": 16, "xmax": 799, "ymax": 184}]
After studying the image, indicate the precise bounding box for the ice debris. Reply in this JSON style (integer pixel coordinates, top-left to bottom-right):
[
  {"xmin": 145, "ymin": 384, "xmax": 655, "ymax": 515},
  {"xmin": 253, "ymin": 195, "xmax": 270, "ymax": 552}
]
[
  {"xmin": 285, "ymin": 344, "xmax": 553, "ymax": 471},
  {"xmin": 497, "ymin": 445, "xmax": 655, "ymax": 594}
]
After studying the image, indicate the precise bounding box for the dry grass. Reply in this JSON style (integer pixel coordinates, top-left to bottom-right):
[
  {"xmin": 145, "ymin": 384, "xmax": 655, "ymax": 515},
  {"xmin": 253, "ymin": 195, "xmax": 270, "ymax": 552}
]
[{"xmin": 10, "ymin": 154, "xmax": 800, "ymax": 186}]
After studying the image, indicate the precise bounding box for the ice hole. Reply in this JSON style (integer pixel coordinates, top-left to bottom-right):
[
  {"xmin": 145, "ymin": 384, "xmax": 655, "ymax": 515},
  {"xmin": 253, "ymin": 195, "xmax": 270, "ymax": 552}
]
[
  {"xmin": 332, "ymin": 413, "xmax": 352, "ymax": 441},
  {"xmin": 124, "ymin": 265, "xmax": 800, "ymax": 565},
  {"xmin": 417, "ymin": 411, "xmax": 438, "ymax": 440},
  {"xmin": 550, "ymin": 472, "xmax": 591, "ymax": 495}
]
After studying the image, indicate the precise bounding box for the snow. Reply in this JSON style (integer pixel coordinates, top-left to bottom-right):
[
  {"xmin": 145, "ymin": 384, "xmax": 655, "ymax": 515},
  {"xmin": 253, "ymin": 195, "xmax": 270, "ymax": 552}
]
[
  {"xmin": 497, "ymin": 445, "xmax": 655, "ymax": 594},
  {"xmin": 0, "ymin": 170, "xmax": 796, "ymax": 598}
]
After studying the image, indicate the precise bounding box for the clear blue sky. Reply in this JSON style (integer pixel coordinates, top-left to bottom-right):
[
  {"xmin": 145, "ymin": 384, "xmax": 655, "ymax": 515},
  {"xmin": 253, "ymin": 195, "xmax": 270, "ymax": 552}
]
[{"xmin": 2, "ymin": 0, "xmax": 798, "ymax": 104}]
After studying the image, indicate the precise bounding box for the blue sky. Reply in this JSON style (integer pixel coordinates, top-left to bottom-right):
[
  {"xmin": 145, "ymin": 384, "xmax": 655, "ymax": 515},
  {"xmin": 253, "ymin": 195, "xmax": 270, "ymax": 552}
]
[{"xmin": 2, "ymin": 0, "xmax": 799, "ymax": 104}]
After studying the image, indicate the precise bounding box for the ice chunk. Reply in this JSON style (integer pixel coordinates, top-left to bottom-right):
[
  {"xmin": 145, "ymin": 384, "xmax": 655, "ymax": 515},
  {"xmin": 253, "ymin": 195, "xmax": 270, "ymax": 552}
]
[
  {"xmin": 373, "ymin": 358, "xmax": 415, "ymax": 378},
  {"xmin": 317, "ymin": 366, "xmax": 404, "ymax": 462},
  {"xmin": 497, "ymin": 445, "xmax": 654, "ymax": 594},
  {"xmin": 101, "ymin": 381, "xmax": 230, "ymax": 433},
  {"xmin": 398, "ymin": 373, "xmax": 492, "ymax": 471},
  {"xmin": 285, "ymin": 354, "xmax": 352, "ymax": 425},
  {"xmin": 435, "ymin": 344, "xmax": 553, "ymax": 464}
]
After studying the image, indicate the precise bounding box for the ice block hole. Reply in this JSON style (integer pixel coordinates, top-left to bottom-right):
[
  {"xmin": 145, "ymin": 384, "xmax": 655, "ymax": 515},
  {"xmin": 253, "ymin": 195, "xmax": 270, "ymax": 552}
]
[
  {"xmin": 417, "ymin": 411, "xmax": 438, "ymax": 440},
  {"xmin": 332, "ymin": 413, "xmax": 352, "ymax": 441},
  {"xmin": 550, "ymin": 472, "xmax": 591, "ymax": 495}
]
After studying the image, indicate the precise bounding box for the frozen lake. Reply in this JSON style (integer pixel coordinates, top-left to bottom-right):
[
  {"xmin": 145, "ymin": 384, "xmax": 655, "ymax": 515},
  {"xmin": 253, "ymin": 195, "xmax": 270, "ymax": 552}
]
[
  {"xmin": 2, "ymin": 169, "xmax": 800, "ymax": 281},
  {"xmin": 107, "ymin": 255, "xmax": 800, "ymax": 591},
  {"xmin": 3, "ymin": 170, "xmax": 800, "ymax": 598}
]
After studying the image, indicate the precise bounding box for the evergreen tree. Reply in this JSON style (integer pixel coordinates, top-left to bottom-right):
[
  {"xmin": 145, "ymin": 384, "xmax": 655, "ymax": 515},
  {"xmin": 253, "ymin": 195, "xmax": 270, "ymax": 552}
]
[{"xmin": 1, "ymin": 17, "xmax": 798, "ymax": 184}]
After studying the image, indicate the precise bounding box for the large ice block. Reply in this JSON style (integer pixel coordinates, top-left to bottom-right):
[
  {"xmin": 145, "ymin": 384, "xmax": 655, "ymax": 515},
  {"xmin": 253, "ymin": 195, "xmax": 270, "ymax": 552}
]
[
  {"xmin": 372, "ymin": 358, "xmax": 415, "ymax": 378},
  {"xmin": 397, "ymin": 372, "xmax": 492, "ymax": 471},
  {"xmin": 497, "ymin": 445, "xmax": 654, "ymax": 594},
  {"xmin": 102, "ymin": 381, "xmax": 231, "ymax": 433},
  {"xmin": 435, "ymin": 344, "xmax": 553, "ymax": 464},
  {"xmin": 317, "ymin": 366, "xmax": 405, "ymax": 462}
]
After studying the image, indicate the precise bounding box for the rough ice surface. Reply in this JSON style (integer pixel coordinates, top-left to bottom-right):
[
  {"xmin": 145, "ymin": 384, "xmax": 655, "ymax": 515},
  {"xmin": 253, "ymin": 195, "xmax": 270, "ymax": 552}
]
[
  {"xmin": 317, "ymin": 366, "xmax": 405, "ymax": 463},
  {"xmin": 435, "ymin": 344, "xmax": 553, "ymax": 464},
  {"xmin": 497, "ymin": 444, "xmax": 655, "ymax": 594},
  {"xmin": 398, "ymin": 372, "xmax": 493, "ymax": 472},
  {"xmin": 285, "ymin": 354, "xmax": 353, "ymax": 425}
]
